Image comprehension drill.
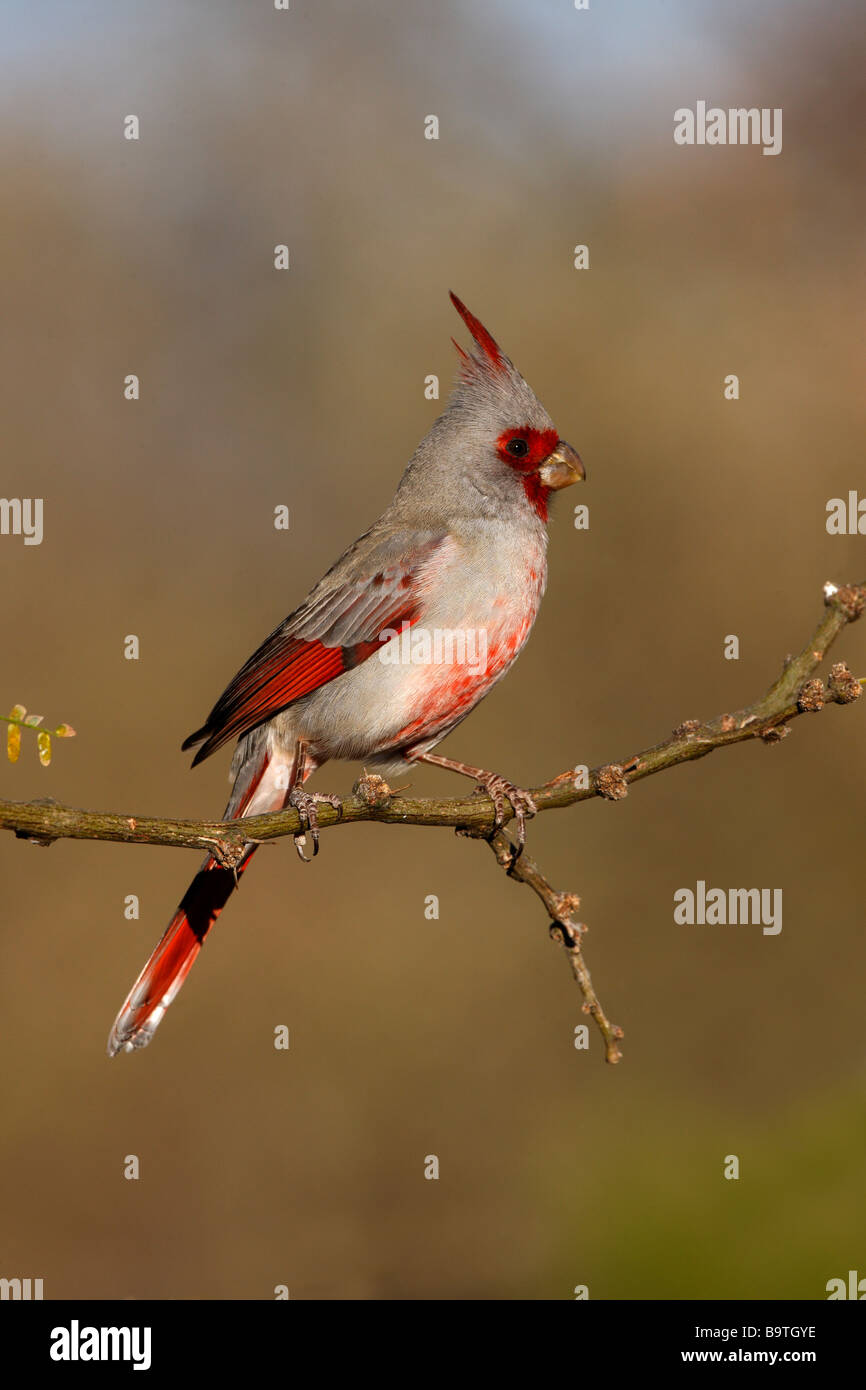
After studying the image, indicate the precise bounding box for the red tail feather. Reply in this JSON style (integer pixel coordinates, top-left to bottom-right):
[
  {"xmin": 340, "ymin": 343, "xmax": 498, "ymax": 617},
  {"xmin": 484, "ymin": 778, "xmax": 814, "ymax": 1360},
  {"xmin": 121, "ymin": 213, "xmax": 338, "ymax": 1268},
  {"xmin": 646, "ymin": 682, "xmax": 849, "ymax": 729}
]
[
  {"xmin": 106, "ymin": 849, "xmax": 257, "ymax": 1055},
  {"xmin": 107, "ymin": 748, "xmax": 294, "ymax": 1056}
]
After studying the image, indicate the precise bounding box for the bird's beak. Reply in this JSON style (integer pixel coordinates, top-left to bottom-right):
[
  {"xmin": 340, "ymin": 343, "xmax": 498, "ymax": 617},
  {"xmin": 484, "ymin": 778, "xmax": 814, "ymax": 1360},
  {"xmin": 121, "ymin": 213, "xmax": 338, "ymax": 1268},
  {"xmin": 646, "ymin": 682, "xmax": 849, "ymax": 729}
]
[{"xmin": 538, "ymin": 440, "xmax": 585, "ymax": 490}]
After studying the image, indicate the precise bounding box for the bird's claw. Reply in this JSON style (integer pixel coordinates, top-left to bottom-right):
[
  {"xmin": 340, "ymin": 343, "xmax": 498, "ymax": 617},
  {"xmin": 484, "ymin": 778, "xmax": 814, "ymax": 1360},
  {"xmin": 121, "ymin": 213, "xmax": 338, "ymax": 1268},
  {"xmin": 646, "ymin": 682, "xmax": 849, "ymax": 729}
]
[
  {"xmin": 474, "ymin": 774, "xmax": 537, "ymax": 858},
  {"xmin": 289, "ymin": 788, "xmax": 342, "ymax": 861}
]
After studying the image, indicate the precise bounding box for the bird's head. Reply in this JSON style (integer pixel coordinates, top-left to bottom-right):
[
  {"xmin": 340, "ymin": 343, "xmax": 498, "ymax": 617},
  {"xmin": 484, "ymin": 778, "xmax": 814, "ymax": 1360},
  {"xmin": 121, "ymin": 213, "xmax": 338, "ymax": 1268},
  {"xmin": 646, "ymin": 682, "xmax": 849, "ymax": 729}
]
[{"xmin": 444, "ymin": 291, "xmax": 584, "ymax": 523}]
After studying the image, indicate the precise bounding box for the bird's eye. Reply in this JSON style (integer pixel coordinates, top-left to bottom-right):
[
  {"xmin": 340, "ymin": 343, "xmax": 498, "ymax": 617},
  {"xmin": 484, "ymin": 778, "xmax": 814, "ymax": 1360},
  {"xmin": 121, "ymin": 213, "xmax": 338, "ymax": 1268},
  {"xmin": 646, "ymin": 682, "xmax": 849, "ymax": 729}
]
[{"xmin": 506, "ymin": 437, "xmax": 529, "ymax": 457}]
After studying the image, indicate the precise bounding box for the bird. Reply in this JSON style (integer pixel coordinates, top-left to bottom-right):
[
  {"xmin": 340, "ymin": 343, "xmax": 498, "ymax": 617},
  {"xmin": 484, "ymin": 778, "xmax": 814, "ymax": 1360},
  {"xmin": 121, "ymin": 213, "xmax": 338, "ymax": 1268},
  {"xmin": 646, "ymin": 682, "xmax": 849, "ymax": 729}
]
[{"xmin": 107, "ymin": 292, "xmax": 585, "ymax": 1056}]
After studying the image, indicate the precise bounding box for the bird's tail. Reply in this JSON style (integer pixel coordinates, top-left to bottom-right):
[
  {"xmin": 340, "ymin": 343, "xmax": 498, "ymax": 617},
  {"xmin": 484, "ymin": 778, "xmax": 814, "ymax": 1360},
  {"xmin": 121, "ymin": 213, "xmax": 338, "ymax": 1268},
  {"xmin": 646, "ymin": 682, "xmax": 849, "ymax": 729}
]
[{"xmin": 107, "ymin": 745, "xmax": 301, "ymax": 1056}]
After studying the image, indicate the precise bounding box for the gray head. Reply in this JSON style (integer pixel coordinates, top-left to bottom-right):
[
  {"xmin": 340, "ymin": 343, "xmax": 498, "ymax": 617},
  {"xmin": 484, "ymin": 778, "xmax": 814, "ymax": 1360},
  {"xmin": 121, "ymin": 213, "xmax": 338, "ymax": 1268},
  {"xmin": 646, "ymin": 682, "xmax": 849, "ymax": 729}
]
[{"xmin": 392, "ymin": 292, "xmax": 584, "ymax": 527}]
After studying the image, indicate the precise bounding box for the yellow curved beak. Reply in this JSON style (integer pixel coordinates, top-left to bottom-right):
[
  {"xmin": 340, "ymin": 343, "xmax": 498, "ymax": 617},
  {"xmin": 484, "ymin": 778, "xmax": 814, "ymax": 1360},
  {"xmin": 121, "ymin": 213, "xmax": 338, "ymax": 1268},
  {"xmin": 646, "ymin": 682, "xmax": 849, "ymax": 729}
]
[{"xmin": 538, "ymin": 439, "xmax": 585, "ymax": 490}]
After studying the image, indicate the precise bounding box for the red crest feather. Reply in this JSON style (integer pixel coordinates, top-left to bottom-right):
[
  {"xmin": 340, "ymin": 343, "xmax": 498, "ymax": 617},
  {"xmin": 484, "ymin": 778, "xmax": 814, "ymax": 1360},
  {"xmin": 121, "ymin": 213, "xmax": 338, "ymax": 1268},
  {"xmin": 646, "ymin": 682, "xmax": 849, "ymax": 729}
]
[{"xmin": 449, "ymin": 291, "xmax": 507, "ymax": 374}]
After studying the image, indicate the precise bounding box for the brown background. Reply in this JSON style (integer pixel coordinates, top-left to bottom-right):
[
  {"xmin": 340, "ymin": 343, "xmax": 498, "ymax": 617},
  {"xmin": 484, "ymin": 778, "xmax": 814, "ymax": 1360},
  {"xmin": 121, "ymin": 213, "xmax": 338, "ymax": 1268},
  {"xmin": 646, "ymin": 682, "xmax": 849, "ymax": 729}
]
[{"xmin": 1, "ymin": 0, "xmax": 864, "ymax": 1298}]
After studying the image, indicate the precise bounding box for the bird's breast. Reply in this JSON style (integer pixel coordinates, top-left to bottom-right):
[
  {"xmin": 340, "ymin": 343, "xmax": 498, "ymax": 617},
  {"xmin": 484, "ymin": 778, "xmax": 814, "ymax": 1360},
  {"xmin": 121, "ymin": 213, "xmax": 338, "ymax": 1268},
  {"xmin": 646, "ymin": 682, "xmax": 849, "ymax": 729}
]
[
  {"xmin": 380, "ymin": 522, "xmax": 548, "ymax": 746},
  {"xmin": 284, "ymin": 523, "xmax": 548, "ymax": 761}
]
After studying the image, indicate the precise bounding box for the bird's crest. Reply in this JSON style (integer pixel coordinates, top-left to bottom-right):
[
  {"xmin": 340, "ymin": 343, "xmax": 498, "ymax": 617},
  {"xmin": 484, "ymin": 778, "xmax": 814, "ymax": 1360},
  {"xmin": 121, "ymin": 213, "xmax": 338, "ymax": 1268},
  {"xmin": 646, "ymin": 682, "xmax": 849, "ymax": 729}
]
[
  {"xmin": 449, "ymin": 291, "xmax": 508, "ymax": 377},
  {"xmin": 447, "ymin": 291, "xmax": 551, "ymax": 434}
]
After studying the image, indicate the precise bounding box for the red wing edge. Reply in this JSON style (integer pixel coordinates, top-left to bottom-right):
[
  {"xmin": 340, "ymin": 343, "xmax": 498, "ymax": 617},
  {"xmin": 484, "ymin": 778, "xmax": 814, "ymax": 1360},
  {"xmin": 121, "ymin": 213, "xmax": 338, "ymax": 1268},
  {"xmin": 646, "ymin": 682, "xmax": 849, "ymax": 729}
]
[{"xmin": 182, "ymin": 599, "xmax": 419, "ymax": 765}]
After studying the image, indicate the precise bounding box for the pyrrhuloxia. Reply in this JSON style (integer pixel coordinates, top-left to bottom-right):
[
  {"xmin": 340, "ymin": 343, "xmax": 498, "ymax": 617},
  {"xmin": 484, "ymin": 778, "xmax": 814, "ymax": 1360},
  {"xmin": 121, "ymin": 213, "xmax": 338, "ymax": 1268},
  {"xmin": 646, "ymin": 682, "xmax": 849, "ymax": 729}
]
[{"xmin": 108, "ymin": 293, "xmax": 584, "ymax": 1055}]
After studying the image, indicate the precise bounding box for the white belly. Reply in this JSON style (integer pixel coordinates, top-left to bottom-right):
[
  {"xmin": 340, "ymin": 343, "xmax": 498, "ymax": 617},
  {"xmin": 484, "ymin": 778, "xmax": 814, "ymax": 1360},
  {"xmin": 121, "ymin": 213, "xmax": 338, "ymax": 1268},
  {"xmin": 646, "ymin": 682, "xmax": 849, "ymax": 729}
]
[{"xmin": 273, "ymin": 520, "xmax": 548, "ymax": 763}]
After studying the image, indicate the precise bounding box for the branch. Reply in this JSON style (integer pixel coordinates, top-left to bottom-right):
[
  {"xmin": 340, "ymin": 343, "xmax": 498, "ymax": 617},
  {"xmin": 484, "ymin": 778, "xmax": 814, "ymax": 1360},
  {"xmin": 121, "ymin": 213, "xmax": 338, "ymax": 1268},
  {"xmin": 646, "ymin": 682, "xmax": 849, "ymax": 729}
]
[
  {"xmin": 484, "ymin": 828, "xmax": 625, "ymax": 1064},
  {"xmin": 1, "ymin": 580, "xmax": 863, "ymax": 1062}
]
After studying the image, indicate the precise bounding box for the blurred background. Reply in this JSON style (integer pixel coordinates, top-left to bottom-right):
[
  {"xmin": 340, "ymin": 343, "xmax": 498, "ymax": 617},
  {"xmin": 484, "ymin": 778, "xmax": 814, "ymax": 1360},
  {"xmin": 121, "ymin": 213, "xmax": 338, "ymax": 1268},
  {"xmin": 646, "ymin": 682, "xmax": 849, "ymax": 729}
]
[{"xmin": 1, "ymin": 0, "xmax": 864, "ymax": 1300}]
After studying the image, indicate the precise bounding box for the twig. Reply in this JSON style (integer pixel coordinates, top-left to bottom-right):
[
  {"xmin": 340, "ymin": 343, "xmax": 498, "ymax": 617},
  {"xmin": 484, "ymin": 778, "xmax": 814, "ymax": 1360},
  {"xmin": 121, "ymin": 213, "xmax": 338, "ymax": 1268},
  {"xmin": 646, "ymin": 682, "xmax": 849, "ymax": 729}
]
[
  {"xmin": 485, "ymin": 828, "xmax": 624, "ymax": 1063},
  {"xmin": 1, "ymin": 580, "xmax": 863, "ymax": 1060}
]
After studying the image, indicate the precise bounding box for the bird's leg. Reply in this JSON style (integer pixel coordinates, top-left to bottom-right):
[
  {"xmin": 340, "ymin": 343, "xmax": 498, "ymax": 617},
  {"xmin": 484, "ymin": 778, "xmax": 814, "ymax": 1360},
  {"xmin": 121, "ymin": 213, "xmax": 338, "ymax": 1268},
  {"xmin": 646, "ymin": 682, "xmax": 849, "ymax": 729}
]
[
  {"xmin": 287, "ymin": 740, "xmax": 342, "ymax": 862},
  {"xmin": 411, "ymin": 750, "xmax": 538, "ymax": 856}
]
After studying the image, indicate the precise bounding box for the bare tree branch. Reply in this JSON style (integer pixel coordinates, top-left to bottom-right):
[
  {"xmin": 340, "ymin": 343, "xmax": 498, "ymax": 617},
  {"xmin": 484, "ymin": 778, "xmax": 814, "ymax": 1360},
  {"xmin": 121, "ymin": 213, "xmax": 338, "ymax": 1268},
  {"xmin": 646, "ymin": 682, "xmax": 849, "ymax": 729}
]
[
  {"xmin": 1, "ymin": 580, "xmax": 863, "ymax": 1061},
  {"xmin": 483, "ymin": 827, "xmax": 625, "ymax": 1064}
]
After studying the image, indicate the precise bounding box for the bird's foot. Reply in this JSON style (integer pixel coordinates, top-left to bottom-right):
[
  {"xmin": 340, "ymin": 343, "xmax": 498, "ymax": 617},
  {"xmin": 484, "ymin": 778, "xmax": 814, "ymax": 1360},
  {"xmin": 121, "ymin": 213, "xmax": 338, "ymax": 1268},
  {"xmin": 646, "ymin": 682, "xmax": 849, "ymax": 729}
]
[
  {"xmin": 289, "ymin": 787, "xmax": 342, "ymax": 861},
  {"xmin": 473, "ymin": 772, "xmax": 537, "ymax": 857}
]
